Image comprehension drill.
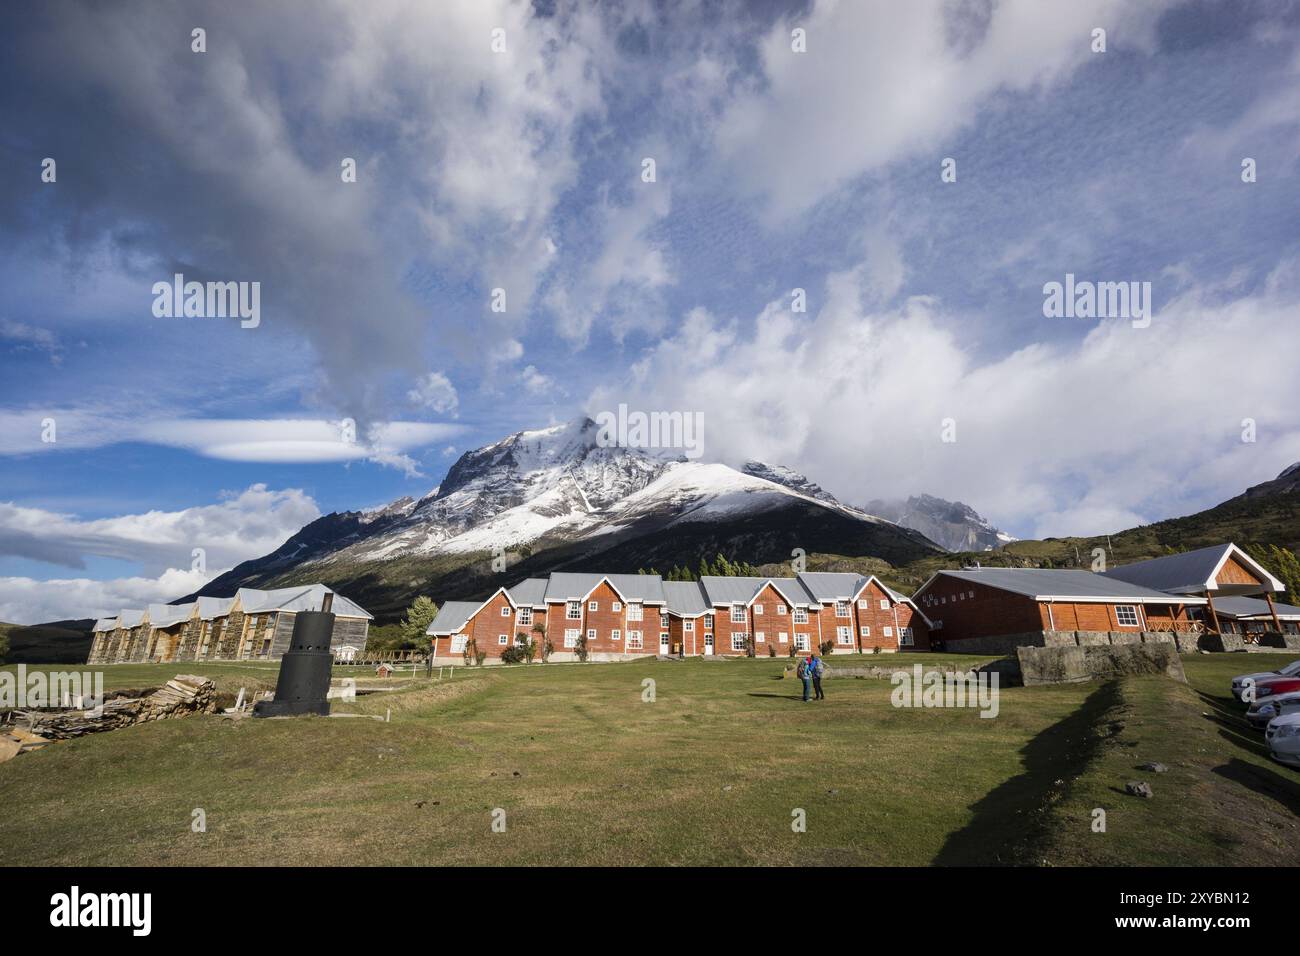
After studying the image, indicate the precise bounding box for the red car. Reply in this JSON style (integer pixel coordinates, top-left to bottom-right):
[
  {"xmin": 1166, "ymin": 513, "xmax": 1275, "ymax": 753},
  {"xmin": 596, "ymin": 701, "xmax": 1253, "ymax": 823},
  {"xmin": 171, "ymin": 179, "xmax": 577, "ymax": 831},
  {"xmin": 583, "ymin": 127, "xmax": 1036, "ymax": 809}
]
[{"xmin": 1250, "ymin": 675, "xmax": 1300, "ymax": 700}]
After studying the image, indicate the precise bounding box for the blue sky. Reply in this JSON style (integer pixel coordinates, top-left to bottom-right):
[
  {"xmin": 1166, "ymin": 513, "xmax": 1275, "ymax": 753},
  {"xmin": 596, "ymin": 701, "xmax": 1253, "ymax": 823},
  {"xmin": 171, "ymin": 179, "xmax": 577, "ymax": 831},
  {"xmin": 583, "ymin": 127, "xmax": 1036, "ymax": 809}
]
[{"xmin": 2, "ymin": 0, "xmax": 1299, "ymax": 622}]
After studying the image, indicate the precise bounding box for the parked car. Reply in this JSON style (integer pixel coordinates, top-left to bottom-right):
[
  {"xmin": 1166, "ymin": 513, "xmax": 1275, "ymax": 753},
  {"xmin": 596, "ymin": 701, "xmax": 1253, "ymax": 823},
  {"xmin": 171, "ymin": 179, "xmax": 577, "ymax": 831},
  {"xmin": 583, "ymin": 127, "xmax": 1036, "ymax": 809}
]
[
  {"xmin": 1250, "ymin": 675, "xmax": 1300, "ymax": 701},
  {"xmin": 1246, "ymin": 690, "xmax": 1300, "ymax": 730},
  {"xmin": 1265, "ymin": 712, "xmax": 1300, "ymax": 768},
  {"xmin": 1231, "ymin": 659, "xmax": 1300, "ymax": 700}
]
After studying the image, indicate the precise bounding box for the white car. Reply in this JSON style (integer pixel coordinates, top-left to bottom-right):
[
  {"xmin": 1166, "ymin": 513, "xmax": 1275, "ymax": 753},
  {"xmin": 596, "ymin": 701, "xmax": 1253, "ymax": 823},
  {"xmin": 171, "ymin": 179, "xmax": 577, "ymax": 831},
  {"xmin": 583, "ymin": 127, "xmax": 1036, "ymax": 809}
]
[
  {"xmin": 1265, "ymin": 712, "xmax": 1300, "ymax": 768},
  {"xmin": 1246, "ymin": 690, "xmax": 1300, "ymax": 730},
  {"xmin": 1231, "ymin": 659, "xmax": 1300, "ymax": 700}
]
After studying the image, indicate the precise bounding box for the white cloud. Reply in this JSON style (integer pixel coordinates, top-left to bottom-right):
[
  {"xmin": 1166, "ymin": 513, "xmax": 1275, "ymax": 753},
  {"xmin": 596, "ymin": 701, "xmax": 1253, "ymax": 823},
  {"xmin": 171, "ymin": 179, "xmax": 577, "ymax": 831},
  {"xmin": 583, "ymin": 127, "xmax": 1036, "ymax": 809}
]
[
  {"xmin": 0, "ymin": 568, "xmax": 213, "ymax": 626},
  {"xmin": 520, "ymin": 365, "xmax": 555, "ymax": 395},
  {"xmin": 590, "ymin": 260, "xmax": 1300, "ymax": 539},
  {"xmin": 406, "ymin": 373, "xmax": 460, "ymax": 415},
  {"xmin": 714, "ymin": 0, "xmax": 1174, "ymax": 220}
]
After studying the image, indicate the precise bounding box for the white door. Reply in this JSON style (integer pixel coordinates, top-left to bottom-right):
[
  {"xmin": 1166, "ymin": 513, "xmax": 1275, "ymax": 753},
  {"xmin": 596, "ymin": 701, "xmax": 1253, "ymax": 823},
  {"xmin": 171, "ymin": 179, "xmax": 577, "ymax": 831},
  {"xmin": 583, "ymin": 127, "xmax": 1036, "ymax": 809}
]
[
  {"xmin": 704, "ymin": 634, "xmax": 714, "ymax": 656},
  {"xmin": 659, "ymin": 633, "xmax": 670, "ymax": 654}
]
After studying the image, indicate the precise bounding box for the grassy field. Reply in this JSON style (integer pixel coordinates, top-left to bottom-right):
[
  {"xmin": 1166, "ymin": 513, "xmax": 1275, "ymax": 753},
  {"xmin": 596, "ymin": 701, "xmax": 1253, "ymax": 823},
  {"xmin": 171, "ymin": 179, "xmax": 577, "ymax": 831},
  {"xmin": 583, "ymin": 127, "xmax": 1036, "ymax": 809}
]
[{"xmin": 1, "ymin": 653, "xmax": 1297, "ymax": 866}]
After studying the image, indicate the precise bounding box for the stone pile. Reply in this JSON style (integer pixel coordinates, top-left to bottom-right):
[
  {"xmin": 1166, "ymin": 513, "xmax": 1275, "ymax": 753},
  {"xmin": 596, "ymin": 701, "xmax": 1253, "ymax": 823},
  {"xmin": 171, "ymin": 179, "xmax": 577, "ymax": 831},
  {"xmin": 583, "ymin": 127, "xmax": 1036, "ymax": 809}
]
[{"xmin": 5, "ymin": 675, "xmax": 218, "ymax": 743}]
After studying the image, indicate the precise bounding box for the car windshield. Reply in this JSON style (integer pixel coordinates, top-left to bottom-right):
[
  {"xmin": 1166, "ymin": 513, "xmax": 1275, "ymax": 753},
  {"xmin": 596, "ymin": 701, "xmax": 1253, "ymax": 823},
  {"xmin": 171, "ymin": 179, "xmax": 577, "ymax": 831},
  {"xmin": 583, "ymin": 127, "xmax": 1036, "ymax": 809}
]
[{"xmin": 1283, "ymin": 661, "xmax": 1300, "ymax": 677}]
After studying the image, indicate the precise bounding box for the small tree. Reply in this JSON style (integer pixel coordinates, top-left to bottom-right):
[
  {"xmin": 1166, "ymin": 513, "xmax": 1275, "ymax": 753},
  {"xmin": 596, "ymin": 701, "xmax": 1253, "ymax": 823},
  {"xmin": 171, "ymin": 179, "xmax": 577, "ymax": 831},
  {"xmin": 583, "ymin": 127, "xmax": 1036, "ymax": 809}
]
[
  {"xmin": 575, "ymin": 631, "xmax": 590, "ymax": 663},
  {"xmin": 533, "ymin": 621, "xmax": 551, "ymax": 662},
  {"xmin": 399, "ymin": 596, "xmax": 439, "ymax": 648},
  {"xmin": 463, "ymin": 637, "xmax": 478, "ymax": 666}
]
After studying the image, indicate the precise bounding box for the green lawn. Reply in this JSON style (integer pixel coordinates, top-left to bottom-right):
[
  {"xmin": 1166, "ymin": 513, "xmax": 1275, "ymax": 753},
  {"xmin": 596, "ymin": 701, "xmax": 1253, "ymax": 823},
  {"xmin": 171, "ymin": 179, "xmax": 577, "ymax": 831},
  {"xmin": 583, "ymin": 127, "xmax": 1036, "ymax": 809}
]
[{"xmin": 1, "ymin": 653, "xmax": 1297, "ymax": 866}]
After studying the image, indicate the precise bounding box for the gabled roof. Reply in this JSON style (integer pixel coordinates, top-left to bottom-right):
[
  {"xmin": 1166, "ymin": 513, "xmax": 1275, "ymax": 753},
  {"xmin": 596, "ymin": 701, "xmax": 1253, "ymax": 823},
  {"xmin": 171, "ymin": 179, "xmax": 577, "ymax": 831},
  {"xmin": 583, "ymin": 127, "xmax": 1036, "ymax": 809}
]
[
  {"xmin": 117, "ymin": 608, "xmax": 146, "ymax": 628},
  {"xmin": 426, "ymin": 601, "xmax": 482, "ymax": 636},
  {"xmin": 148, "ymin": 602, "xmax": 195, "ymax": 628},
  {"xmin": 1102, "ymin": 543, "xmax": 1284, "ymax": 595},
  {"xmin": 918, "ymin": 568, "xmax": 1206, "ymax": 604},
  {"xmin": 235, "ymin": 584, "xmax": 373, "ymax": 619},
  {"xmin": 1210, "ymin": 596, "xmax": 1300, "ymax": 620},
  {"xmin": 795, "ymin": 572, "xmax": 863, "ymax": 602},
  {"xmin": 699, "ymin": 576, "xmax": 811, "ymax": 607},
  {"xmin": 544, "ymin": 572, "xmax": 666, "ymax": 604},
  {"xmin": 508, "ymin": 577, "xmax": 549, "ymax": 606},
  {"xmin": 92, "ymin": 616, "xmax": 119, "ymax": 632},
  {"xmin": 663, "ymin": 580, "xmax": 709, "ymax": 616},
  {"xmin": 196, "ymin": 596, "xmax": 235, "ymax": 620}
]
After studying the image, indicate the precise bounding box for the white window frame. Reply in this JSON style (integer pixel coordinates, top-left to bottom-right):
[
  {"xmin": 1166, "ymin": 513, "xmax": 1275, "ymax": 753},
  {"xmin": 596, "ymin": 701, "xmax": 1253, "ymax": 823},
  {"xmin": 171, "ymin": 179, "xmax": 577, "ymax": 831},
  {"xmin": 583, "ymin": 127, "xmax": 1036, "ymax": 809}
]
[
  {"xmin": 883, "ymin": 626, "xmax": 893, "ymax": 638},
  {"xmin": 793, "ymin": 607, "xmax": 809, "ymax": 624},
  {"xmin": 517, "ymin": 607, "xmax": 533, "ymax": 625},
  {"xmin": 731, "ymin": 632, "xmax": 748, "ymax": 652},
  {"xmin": 777, "ymin": 604, "xmax": 787, "ymax": 615},
  {"xmin": 778, "ymin": 632, "xmax": 788, "ymax": 643},
  {"xmin": 612, "ymin": 601, "xmax": 622, "ymax": 612},
  {"xmin": 627, "ymin": 603, "xmax": 643, "ymax": 621},
  {"xmin": 611, "ymin": 628, "xmax": 621, "ymax": 642},
  {"xmin": 835, "ymin": 601, "xmax": 850, "ymax": 618},
  {"xmin": 704, "ymin": 633, "xmax": 714, "ymax": 646},
  {"xmin": 586, "ymin": 629, "xmax": 596, "ymax": 642},
  {"xmin": 836, "ymin": 626, "xmax": 852, "ymax": 645},
  {"xmin": 755, "ymin": 631, "xmax": 765, "ymax": 643},
  {"xmin": 730, "ymin": 605, "xmax": 746, "ymax": 623},
  {"xmin": 880, "ymin": 599, "xmax": 890, "ymax": 610},
  {"xmin": 563, "ymin": 628, "xmax": 579, "ymax": 648},
  {"xmin": 858, "ymin": 599, "xmax": 868, "ymax": 610},
  {"xmin": 753, "ymin": 604, "xmax": 764, "ymax": 615},
  {"xmin": 705, "ymin": 614, "xmax": 715, "ymax": 629},
  {"xmin": 860, "ymin": 625, "xmax": 870, "ymax": 637},
  {"xmin": 684, "ymin": 619, "xmax": 694, "ymax": 633},
  {"xmin": 501, "ymin": 606, "xmax": 511, "ymax": 617},
  {"xmin": 899, "ymin": 627, "xmax": 914, "ymax": 646},
  {"xmin": 1115, "ymin": 605, "xmax": 1140, "ymax": 627},
  {"xmin": 589, "ymin": 600, "xmax": 599, "ymax": 612},
  {"xmin": 566, "ymin": 601, "xmax": 581, "ymax": 620},
  {"xmin": 498, "ymin": 634, "xmax": 508, "ymax": 645},
  {"xmin": 450, "ymin": 634, "xmax": 468, "ymax": 653},
  {"xmin": 627, "ymin": 631, "xmax": 643, "ymax": 650},
  {"xmin": 794, "ymin": 633, "xmax": 810, "ymax": 651}
]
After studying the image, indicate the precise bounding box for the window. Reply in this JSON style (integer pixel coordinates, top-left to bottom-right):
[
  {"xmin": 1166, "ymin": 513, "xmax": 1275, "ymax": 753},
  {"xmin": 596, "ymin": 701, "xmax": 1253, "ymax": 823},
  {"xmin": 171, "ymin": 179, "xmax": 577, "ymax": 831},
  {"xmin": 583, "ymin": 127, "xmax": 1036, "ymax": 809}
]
[
  {"xmin": 659, "ymin": 632, "xmax": 669, "ymax": 648},
  {"xmin": 899, "ymin": 627, "xmax": 914, "ymax": 646},
  {"xmin": 563, "ymin": 629, "xmax": 579, "ymax": 648},
  {"xmin": 836, "ymin": 626, "xmax": 852, "ymax": 645},
  {"xmin": 794, "ymin": 633, "xmax": 810, "ymax": 651},
  {"xmin": 731, "ymin": 606, "xmax": 746, "ymax": 623},
  {"xmin": 612, "ymin": 601, "xmax": 622, "ymax": 612},
  {"xmin": 589, "ymin": 601, "xmax": 599, "ymax": 612},
  {"xmin": 684, "ymin": 620, "xmax": 694, "ymax": 633},
  {"xmin": 704, "ymin": 633, "xmax": 714, "ymax": 647},
  {"xmin": 498, "ymin": 634, "xmax": 508, "ymax": 645},
  {"xmin": 755, "ymin": 631, "xmax": 765, "ymax": 643},
  {"xmin": 883, "ymin": 626, "xmax": 893, "ymax": 638},
  {"xmin": 860, "ymin": 626, "xmax": 870, "ymax": 637},
  {"xmin": 517, "ymin": 607, "xmax": 532, "ymax": 625},
  {"xmin": 1115, "ymin": 605, "xmax": 1140, "ymax": 627},
  {"xmin": 793, "ymin": 607, "xmax": 808, "ymax": 624},
  {"xmin": 858, "ymin": 599, "xmax": 868, "ymax": 610},
  {"xmin": 567, "ymin": 601, "xmax": 581, "ymax": 620},
  {"xmin": 968, "ymin": 591, "xmax": 974, "ymax": 599},
  {"xmin": 587, "ymin": 629, "xmax": 596, "ymax": 642},
  {"xmin": 754, "ymin": 604, "xmax": 764, "ymax": 615},
  {"xmin": 880, "ymin": 599, "xmax": 890, "ymax": 610},
  {"xmin": 661, "ymin": 613, "xmax": 670, "ymax": 628},
  {"xmin": 777, "ymin": 604, "xmax": 787, "ymax": 615},
  {"xmin": 501, "ymin": 606, "xmax": 511, "ymax": 617},
  {"xmin": 835, "ymin": 601, "xmax": 850, "ymax": 618},
  {"xmin": 778, "ymin": 632, "xmax": 788, "ymax": 643},
  {"xmin": 627, "ymin": 631, "xmax": 643, "ymax": 650},
  {"xmin": 451, "ymin": 634, "xmax": 468, "ymax": 653},
  {"xmin": 627, "ymin": 603, "xmax": 643, "ymax": 621},
  {"xmin": 611, "ymin": 629, "xmax": 621, "ymax": 642},
  {"xmin": 705, "ymin": 614, "xmax": 715, "ymax": 629},
  {"xmin": 731, "ymin": 633, "xmax": 748, "ymax": 652}
]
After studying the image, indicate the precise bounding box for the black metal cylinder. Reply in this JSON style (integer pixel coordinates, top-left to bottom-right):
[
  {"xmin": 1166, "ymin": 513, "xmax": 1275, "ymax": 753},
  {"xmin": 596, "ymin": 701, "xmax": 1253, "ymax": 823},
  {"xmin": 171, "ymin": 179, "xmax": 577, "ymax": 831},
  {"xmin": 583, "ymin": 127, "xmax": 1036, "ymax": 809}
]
[{"xmin": 253, "ymin": 609, "xmax": 335, "ymax": 717}]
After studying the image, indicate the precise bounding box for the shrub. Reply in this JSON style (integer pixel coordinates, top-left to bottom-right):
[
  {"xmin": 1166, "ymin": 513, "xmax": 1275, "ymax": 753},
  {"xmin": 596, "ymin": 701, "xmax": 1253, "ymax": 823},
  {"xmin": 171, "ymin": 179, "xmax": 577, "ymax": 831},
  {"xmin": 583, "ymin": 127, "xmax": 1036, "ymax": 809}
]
[
  {"xmin": 819, "ymin": 639, "xmax": 834, "ymax": 656},
  {"xmin": 767, "ymin": 644, "xmax": 777, "ymax": 657},
  {"xmin": 500, "ymin": 642, "xmax": 528, "ymax": 664}
]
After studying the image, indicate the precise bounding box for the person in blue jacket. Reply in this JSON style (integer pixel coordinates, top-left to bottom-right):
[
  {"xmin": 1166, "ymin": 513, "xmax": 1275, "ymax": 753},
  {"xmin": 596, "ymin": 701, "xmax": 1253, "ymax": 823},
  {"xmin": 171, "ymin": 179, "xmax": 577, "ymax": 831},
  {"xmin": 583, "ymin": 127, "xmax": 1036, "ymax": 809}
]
[
  {"xmin": 799, "ymin": 654, "xmax": 814, "ymax": 701},
  {"xmin": 811, "ymin": 654, "xmax": 825, "ymax": 700}
]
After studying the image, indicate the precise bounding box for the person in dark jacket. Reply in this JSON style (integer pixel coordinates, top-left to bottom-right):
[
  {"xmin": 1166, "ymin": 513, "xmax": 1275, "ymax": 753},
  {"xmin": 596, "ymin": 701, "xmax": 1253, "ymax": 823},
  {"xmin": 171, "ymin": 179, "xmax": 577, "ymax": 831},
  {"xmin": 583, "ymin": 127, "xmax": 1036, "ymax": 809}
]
[{"xmin": 811, "ymin": 654, "xmax": 825, "ymax": 700}]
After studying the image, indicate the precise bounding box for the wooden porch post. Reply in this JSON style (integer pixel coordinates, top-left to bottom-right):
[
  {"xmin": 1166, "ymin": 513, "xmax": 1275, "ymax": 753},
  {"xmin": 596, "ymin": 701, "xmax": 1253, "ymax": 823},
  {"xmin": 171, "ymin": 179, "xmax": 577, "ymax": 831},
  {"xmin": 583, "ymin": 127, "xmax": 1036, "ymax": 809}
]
[
  {"xmin": 1265, "ymin": 591, "xmax": 1282, "ymax": 631},
  {"xmin": 1205, "ymin": 591, "xmax": 1222, "ymax": 634}
]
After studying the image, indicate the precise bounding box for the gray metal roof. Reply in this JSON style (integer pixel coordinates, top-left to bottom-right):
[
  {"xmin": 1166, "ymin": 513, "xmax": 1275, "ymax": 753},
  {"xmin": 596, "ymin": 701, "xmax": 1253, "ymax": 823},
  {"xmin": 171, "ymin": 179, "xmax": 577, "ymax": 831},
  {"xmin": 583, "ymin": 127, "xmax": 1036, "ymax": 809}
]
[
  {"xmin": 196, "ymin": 596, "xmax": 234, "ymax": 620},
  {"xmin": 796, "ymin": 572, "xmax": 863, "ymax": 602},
  {"xmin": 92, "ymin": 616, "xmax": 118, "ymax": 632},
  {"xmin": 544, "ymin": 572, "xmax": 666, "ymax": 603},
  {"xmin": 236, "ymin": 584, "xmax": 373, "ymax": 619},
  {"xmin": 508, "ymin": 577, "xmax": 549, "ymax": 606},
  {"xmin": 1212, "ymin": 596, "xmax": 1300, "ymax": 619},
  {"xmin": 932, "ymin": 568, "xmax": 1205, "ymax": 603},
  {"xmin": 117, "ymin": 609, "xmax": 146, "ymax": 628},
  {"xmin": 148, "ymin": 602, "xmax": 195, "ymax": 628},
  {"xmin": 663, "ymin": 581, "xmax": 709, "ymax": 616},
  {"xmin": 426, "ymin": 601, "xmax": 482, "ymax": 635},
  {"xmin": 1102, "ymin": 544, "xmax": 1280, "ymax": 595},
  {"xmin": 699, "ymin": 576, "xmax": 766, "ymax": 605}
]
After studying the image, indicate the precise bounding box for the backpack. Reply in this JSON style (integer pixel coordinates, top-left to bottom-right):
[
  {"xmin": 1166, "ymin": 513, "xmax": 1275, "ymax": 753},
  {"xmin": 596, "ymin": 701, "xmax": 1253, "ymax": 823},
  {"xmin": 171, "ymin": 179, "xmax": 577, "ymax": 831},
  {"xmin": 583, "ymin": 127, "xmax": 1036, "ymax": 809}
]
[{"xmin": 796, "ymin": 661, "xmax": 807, "ymax": 679}]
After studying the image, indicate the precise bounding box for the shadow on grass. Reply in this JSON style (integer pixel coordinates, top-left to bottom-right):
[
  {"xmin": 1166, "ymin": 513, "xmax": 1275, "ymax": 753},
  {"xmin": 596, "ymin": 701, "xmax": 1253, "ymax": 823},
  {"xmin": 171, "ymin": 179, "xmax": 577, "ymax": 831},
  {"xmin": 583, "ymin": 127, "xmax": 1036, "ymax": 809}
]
[
  {"xmin": 1210, "ymin": 758, "xmax": 1300, "ymax": 816},
  {"xmin": 933, "ymin": 679, "xmax": 1124, "ymax": 867},
  {"xmin": 747, "ymin": 692, "xmax": 807, "ymax": 702}
]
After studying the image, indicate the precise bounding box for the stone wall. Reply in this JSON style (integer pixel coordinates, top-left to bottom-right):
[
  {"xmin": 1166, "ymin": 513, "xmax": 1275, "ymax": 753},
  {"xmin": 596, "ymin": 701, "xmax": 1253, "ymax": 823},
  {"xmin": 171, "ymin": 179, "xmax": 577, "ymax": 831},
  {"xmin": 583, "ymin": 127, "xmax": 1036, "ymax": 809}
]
[
  {"xmin": 1017, "ymin": 642, "xmax": 1187, "ymax": 686},
  {"xmin": 942, "ymin": 629, "xmax": 1179, "ymax": 655}
]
